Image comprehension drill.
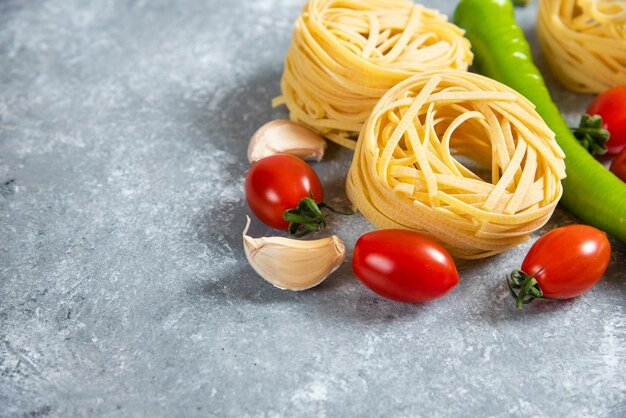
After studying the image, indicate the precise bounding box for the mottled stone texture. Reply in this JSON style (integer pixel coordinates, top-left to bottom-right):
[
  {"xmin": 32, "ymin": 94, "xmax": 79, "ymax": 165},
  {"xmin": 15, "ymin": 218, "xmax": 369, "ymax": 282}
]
[{"xmin": 0, "ymin": 0, "xmax": 624, "ymax": 417}]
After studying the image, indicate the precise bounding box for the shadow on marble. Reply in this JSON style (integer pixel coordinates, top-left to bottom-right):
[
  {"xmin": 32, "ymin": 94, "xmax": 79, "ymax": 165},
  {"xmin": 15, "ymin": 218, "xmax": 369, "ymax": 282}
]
[
  {"xmin": 187, "ymin": 258, "xmax": 430, "ymax": 324},
  {"xmin": 195, "ymin": 66, "xmax": 285, "ymax": 157},
  {"xmin": 194, "ymin": 198, "xmax": 247, "ymax": 259},
  {"xmin": 473, "ymin": 280, "xmax": 607, "ymax": 328}
]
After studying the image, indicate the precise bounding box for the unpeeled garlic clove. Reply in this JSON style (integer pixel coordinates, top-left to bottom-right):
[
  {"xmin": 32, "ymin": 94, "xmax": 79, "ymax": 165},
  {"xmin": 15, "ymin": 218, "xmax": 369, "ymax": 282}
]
[
  {"xmin": 242, "ymin": 216, "xmax": 345, "ymax": 291},
  {"xmin": 247, "ymin": 119, "xmax": 327, "ymax": 163}
]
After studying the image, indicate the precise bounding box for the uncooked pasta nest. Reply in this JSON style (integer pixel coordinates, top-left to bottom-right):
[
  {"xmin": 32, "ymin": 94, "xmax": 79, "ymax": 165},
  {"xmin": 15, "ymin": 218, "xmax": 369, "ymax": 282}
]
[
  {"xmin": 274, "ymin": 0, "xmax": 473, "ymax": 149},
  {"xmin": 538, "ymin": 0, "xmax": 626, "ymax": 93},
  {"xmin": 346, "ymin": 71, "xmax": 567, "ymax": 259}
]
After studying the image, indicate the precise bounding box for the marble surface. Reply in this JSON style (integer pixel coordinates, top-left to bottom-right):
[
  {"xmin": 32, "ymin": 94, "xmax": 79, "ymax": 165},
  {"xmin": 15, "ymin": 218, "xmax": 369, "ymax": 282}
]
[{"xmin": 0, "ymin": 0, "xmax": 624, "ymax": 417}]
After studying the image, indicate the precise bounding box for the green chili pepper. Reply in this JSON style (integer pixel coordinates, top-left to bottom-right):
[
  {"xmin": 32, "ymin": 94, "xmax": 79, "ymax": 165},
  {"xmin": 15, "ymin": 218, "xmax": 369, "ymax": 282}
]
[{"xmin": 454, "ymin": 0, "xmax": 626, "ymax": 243}]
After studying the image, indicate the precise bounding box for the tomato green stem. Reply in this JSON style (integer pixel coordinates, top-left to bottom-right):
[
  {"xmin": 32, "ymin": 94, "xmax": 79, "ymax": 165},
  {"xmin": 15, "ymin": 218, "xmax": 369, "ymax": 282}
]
[
  {"xmin": 283, "ymin": 192, "xmax": 353, "ymax": 237},
  {"xmin": 507, "ymin": 269, "xmax": 554, "ymax": 309},
  {"xmin": 571, "ymin": 114, "xmax": 610, "ymax": 156}
]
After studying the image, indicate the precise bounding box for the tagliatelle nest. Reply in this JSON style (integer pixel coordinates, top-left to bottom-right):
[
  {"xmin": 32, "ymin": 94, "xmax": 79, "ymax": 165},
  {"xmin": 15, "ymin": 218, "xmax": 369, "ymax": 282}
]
[
  {"xmin": 346, "ymin": 71, "xmax": 567, "ymax": 259},
  {"xmin": 274, "ymin": 0, "xmax": 473, "ymax": 149},
  {"xmin": 538, "ymin": 0, "xmax": 626, "ymax": 93}
]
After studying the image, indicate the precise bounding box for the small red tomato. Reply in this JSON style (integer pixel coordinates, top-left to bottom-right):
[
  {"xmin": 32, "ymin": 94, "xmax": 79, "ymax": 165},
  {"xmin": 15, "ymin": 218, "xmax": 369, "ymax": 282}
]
[
  {"xmin": 610, "ymin": 147, "xmax": 626, "ymax": 183},
  {"xmin": 352, "ymin": 230, "xmax": 459, "ymax": 302},
  {"xmin": 587, "ymin": 86, "xmax": 626, "ymax": 155},
  {"xmin": 509, "ymin": 225, "xmax": 611, "ymax": 308},
  {"xmin": 245, "ymin": 154, "xmax": 323, "ymax": 230}
]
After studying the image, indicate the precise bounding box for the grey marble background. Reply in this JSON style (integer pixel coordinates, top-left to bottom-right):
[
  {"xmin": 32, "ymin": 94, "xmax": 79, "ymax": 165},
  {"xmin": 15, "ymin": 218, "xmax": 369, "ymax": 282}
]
[{"xmin": 0, "ymin": 0, "xmax": 624, "ymax": 417}]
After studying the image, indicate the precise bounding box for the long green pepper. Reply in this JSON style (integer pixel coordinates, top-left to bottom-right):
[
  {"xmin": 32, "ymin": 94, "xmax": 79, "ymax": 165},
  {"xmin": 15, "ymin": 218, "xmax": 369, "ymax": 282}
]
[{"xmin": 454, "ymin": 0, "xmax": 626, "ymax": 243}]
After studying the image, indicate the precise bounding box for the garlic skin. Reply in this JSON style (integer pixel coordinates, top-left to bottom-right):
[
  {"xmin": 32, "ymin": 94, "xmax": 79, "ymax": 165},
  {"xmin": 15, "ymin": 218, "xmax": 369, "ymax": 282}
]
[
  {"xmin": 247, "ymin": 119, "xmax": 327, "ymax": 163},
  {"xmin": 242, "ymin": 217, "xmax": 345, "ymax": 291}
]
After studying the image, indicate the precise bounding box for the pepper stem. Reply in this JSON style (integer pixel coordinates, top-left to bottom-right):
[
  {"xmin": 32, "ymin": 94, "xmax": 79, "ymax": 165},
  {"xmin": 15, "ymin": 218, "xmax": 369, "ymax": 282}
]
[
  {"xmin": 571, "ymin": 114, "xmax": 610, "ymax": 156},
  {"xmin": 507, "ymin": 268, "xmax": 555, "ymax": 309},
  {"xmin": 283, "ymin": 191, "xmax": 352, "ymax": 237}
]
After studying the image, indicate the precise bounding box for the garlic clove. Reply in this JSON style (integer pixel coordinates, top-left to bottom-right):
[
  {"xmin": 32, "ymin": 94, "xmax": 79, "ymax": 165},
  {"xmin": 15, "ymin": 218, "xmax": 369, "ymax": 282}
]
[
  {"xmin": 242, "ymin": 216, "xmax": 345, "ymax": 291},
  {"xmin": 247, "ymin": 119, "xmax": 327, "ymax": 164}
]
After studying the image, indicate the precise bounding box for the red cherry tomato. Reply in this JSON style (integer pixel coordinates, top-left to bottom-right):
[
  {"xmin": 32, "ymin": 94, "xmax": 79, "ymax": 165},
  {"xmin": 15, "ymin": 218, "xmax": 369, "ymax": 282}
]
[
  {"xmin": 519, "ymin": 225, "xmax": 611, "ymax": 300},
  {"xmin": 352, "ymin": 230, "xmax": 459, "ymax": 302},
  {"xmin": 245, "ymin": 154, "xmax": 323, "ymax": 230},
  {"xmin": 610, "ymin": 147, "xmax": 626, "ymax": 183},
  {"xmin": 587, "ymin": 85, "xmax": 626, "ymax": 155}
]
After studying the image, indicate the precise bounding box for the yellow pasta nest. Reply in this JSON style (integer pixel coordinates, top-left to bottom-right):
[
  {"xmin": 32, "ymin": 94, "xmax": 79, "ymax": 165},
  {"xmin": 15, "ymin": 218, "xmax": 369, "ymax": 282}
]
[
  {"xmin": 538, "ymin": 0, "xmax": 626, "ymax": 93},
  {"xmin": 275, "ymin": 0, "xmax": 473, "ymax": 149},
  {"xmin": 346, "ymin": 71, "xmax": 567, "ymax": 259}
]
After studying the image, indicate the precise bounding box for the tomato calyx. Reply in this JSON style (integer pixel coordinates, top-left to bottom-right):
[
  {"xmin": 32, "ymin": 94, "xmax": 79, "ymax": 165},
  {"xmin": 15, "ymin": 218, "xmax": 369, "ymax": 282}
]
[
  {"xmin": 571, "ymin": 114, "xmax": 611, "ymax": 155},
  {"xmin": 571, "ymin": 114, "xmax": 610, "ymax": 156},
  {"xmin": 507, "ymin": 269, "xmax": 556, "ymax": 310},
  {"xmin": 283, "ymin": 192, "xmax": 352, "ymax": 237}
]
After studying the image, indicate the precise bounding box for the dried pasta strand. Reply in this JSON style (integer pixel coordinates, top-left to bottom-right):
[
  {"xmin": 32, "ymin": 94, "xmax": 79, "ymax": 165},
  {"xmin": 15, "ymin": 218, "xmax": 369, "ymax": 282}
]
[
  {"xmin": 276, "ymin": 0, "xmax": 473, "ymax": 148},
  {"xmin": 346, "ymin": 71, "xmax": 566, "ymax": 259},
  {"xmin": 538, "ymin": 0, "xmax": 626, "ymax": 93}
]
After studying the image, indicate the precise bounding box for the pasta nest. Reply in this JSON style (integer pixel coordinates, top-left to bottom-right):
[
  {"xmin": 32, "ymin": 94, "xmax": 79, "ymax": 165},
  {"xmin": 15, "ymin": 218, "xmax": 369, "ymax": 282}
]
[
  {"xmin": 346, "ymin": 71, "xmax": 567, "ymax": 259},
  {"xmin": 538, "ymin": 0, "xmax": 626, "ymax": 93},
  {"xmin": 275, "ymin": 0, "xmax": 473, "ymax": 149}
]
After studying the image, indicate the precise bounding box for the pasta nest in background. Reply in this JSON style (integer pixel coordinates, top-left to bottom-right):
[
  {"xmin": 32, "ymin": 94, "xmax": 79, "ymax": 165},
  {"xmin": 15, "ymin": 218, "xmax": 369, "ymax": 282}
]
[
  {"xmin": 346, "ymin": 71, "xmax": 567, "ymax": 259},
  {"xmin": 538, "ymin": 0, "xmax": 626, "ymax": 93},
  {"xmin": 275, "ymin": 0, "xmax": 473, "ymax": 149}
]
